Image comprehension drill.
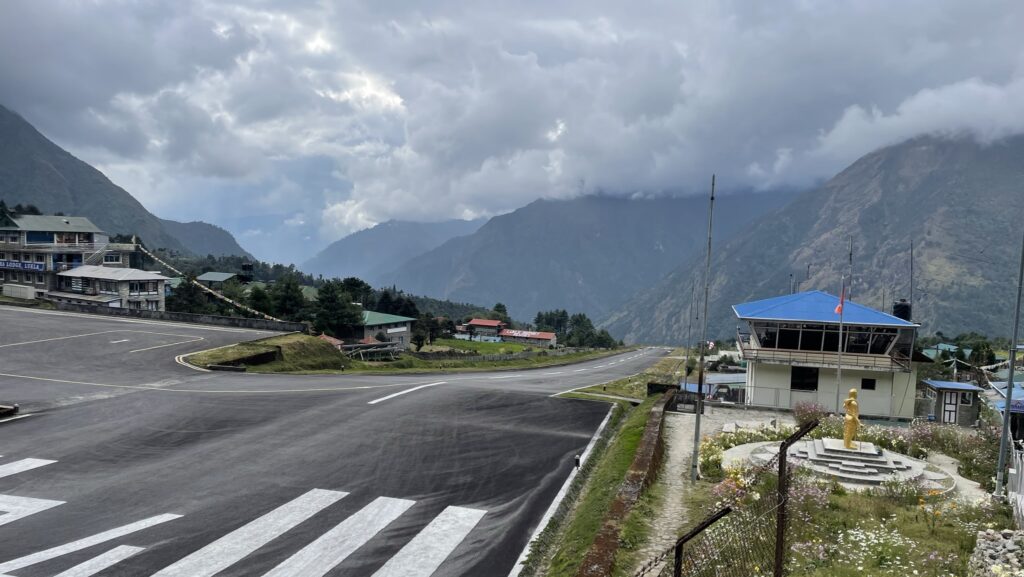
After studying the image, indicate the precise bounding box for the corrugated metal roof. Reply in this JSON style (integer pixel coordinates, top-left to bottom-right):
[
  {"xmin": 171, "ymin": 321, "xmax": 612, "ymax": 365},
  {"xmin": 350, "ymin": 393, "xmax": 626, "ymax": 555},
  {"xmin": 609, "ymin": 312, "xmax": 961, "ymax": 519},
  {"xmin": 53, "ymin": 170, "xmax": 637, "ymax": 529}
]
[
  {"xmin": 499, "ymin": 329, "xmax": 556, "ymax": 340},
  {"xmin": 57, "ymin": 265, "xmax": 168, "ymax": 281},
  {"xmin": 0, "ymin": 214, "xmax": 104, "ymax": 233},
  {"xmin": 362, "ymin": 311, "xmax": 415, "ymax": 326},
  {"xmin": 46, "ymin": 291, "xmax": 122, "ymax": 303},
  {"xmin": 468, "ymin": 318, "xmax": 504, "ymax": 327},
  {"xmin": 732, "ymin": 290, "xmax": 917, "ymax": 327},
  {"xmin": 196, "ymin": 271, "xmax": 236, "ymax": 282},
  {"xmin": 923, "ymin": 379, "xmax": 983, "ymax": 392}
]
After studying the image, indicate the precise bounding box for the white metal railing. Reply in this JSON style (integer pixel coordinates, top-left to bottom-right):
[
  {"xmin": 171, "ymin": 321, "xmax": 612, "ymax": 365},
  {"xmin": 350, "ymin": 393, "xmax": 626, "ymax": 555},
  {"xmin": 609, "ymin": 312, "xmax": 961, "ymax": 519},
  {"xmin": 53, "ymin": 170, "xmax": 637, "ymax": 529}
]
[{"xmin": 737, "ymin": 330, "xmax": 910, "ymax": 372}]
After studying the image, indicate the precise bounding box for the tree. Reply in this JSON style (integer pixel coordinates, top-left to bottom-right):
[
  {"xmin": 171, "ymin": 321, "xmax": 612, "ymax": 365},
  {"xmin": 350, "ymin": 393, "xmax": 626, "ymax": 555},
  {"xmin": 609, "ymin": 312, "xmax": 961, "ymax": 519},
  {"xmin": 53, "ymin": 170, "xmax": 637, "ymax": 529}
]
[
  {"xmin": 493, "ymin": 302, "xmax": 510, "ymax": 323},
  {"xmin": 411, "ymin": 330, "xmax": 427, "ymax": 351},
  {"xmin": 313, "ymin": 279, "xmax": 363, "ymax": 337},
  {"xmin": 247, "ymin": 285, "xmax": 274, "ymax": 317},
  {"xmin": 218, "ymin": 279, "xmax": 248, "ymax": 316},
  {"xmin": 270, "ymin": 274, "xmax": 307, "ymax": 321},
  {"xmin": 341, "ymin": 277, "xmax": 374, "ymax": 305},
  {"xmin": 374, "ymin": 331, "xmax": 387, "ymax": 342},
  {"xmin": 395, "ymin": 296, "xmax": 419, "ymax": 318},
  {"xmin": 165, "ymin": 277, "xmax": 214, "ymax": 314},
  {"xmin": 377, "ymin": 290, "xmax": 395, "ymax": 314}
]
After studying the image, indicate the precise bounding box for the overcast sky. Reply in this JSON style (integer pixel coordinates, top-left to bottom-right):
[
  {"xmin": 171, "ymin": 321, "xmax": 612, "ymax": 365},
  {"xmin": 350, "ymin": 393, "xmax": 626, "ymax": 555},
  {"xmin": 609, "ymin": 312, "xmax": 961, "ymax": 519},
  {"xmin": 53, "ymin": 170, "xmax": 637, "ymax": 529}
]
[{"xmin": 2, "ymin": 1, "xmax": 1022, "ymax": 263}]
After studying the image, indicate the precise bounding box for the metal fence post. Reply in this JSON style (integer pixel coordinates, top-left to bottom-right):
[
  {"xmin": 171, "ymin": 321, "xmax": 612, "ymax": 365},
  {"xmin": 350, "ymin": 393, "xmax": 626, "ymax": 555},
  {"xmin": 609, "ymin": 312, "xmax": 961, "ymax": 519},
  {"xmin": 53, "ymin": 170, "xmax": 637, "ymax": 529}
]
[{"xmin": 774, "ymin": 419, "xmax": 818, "ymax": 577}]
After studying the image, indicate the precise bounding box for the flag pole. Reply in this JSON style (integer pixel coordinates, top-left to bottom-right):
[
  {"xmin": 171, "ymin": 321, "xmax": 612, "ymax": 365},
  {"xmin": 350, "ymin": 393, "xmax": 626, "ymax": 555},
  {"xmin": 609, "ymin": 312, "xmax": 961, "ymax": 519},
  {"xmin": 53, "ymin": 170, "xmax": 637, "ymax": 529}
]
[
  {"xmin": 690, "ymin": 174, "xmax": 715, "ymax": 482},
  {"xmin": 995, "ymin": 231, "xmax": 1024, "ymax": 496},
  {"xmin": 835, "ymin": 275, "xmax": 846, "ymax": 413}
]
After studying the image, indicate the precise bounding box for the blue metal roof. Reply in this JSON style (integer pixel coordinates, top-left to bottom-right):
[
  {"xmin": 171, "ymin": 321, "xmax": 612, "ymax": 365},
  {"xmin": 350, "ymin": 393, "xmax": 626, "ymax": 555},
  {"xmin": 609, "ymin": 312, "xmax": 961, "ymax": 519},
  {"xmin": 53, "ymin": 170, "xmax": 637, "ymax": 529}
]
[
  {"xmin": 923, "ymin": 379, "xmax": 983, "ymax": 392},
  {"xmin": 993, "ymin": 400, "xmax": 1024, "ymax": 415},
  {"xmin": 732, "ymin": 290, "xmax": 917, "ymax": 327}
]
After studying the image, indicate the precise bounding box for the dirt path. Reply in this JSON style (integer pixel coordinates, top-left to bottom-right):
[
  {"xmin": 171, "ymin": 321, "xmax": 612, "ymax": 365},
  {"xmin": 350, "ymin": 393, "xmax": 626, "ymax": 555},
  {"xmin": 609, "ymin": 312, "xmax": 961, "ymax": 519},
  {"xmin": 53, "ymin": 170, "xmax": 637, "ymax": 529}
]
[{"xmin": 630, "ymin": 406, "xmax": 793, "ymax": 575}]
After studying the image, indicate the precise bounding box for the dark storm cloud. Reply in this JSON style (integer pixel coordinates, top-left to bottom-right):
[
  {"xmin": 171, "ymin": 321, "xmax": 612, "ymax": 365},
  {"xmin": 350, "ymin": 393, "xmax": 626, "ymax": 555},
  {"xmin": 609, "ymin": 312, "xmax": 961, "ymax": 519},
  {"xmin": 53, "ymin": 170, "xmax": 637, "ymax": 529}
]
[{"xmin": 0, "ymin": 0, "xmax": 1022, "ymax": 262}]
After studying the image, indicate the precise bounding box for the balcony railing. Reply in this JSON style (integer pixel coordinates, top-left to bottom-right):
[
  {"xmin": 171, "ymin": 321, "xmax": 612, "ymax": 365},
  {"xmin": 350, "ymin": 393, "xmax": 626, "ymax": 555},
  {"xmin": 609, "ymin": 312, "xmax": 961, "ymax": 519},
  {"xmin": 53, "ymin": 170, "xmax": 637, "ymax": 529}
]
[{"xmin": 737, "ymin": 330, "xmax": 910, "ymax": 372}]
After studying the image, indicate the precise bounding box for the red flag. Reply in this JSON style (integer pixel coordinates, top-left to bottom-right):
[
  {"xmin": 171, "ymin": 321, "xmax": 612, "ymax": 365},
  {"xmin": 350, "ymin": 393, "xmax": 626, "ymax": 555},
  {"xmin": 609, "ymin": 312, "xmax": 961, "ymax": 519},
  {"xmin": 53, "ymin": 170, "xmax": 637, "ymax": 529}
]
[{"xmin": 834, "ymin": 288, "xmax": 845, "ymax": 315}]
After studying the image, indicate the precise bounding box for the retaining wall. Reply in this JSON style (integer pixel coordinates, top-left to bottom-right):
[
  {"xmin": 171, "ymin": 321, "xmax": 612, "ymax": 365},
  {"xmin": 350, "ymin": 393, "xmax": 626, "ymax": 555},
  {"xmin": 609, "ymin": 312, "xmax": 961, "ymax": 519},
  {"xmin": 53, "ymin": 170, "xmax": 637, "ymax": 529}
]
[
  {"xmin": 575, "ymin": 392, "xmax": 672, "ymax": 577},
  {"xmin": 968, "ymin": 529, "xmax": 1024, "ymax": 576},
  {"xmin": 52, "ymin": 302, "xmax": 308, "ymax": 333}
]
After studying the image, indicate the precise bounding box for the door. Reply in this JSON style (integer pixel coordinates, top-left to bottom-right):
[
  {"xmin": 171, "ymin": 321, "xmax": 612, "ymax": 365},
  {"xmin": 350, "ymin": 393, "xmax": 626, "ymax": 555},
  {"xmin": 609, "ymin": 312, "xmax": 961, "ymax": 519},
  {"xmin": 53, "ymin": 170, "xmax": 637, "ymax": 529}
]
[{"xmin": 942, "ymin": 391, "xmax": 958, "ymax": 424}]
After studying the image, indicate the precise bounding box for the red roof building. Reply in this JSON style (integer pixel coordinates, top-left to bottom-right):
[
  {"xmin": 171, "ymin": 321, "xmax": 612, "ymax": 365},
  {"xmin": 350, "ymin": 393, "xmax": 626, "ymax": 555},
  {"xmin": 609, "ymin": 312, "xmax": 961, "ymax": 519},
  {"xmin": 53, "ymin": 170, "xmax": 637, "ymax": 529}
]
[{"xmin": 499, "ymin": 329, "xmax": 558, "ymax": 347}]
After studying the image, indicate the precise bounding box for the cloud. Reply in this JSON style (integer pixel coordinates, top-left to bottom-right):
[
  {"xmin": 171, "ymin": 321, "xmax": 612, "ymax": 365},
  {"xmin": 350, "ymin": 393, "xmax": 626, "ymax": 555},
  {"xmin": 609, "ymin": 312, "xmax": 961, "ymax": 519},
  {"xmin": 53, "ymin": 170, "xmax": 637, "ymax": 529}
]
[{"xmin": 0, "ymin": 0, "xmax": 1022, "ymax": 263}]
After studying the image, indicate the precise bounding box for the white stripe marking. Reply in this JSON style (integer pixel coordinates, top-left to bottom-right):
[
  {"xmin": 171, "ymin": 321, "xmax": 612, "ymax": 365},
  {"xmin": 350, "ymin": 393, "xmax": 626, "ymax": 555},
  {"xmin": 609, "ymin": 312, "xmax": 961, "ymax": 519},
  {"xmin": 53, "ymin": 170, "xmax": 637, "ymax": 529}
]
[
  {"xmin": 263, "ymin": 497, "xmax": 415, "ymax": 577},
  {"xmin": 543, "ymin": 371, "xmax": 563, "ymax": 376},
  {"xmin": 0, "ymin": 458, "xmax": 56, "ymax": 479},
  {"xmin": 0, "ymin": 494, "xmax": 64, "ymax": 527},
  {"xmin": 109, "ymin": 339, "xmax": 130, "ymax": 344},
  {"xmin": 52, "ymin": 545, "xmax": 144, "ymax": 577},
  {"xmin": 0, "ymin": 514, "xmax": 182, "ymax": 573},
  {"xmin": 367, "ymin": 382, "xmax": 446, "ymax": 405},
  {"xmin": 153, "ymin": 489, "xmax": 347, "ymax": 577},
  {"xmin": 130, "ymin": 337, "xmax": 204, "ymax": 354},
  {"xmin": 372, "ymin": 506, "xmax": 486, "ymax": 577},
  {"xmin": 573, "ymin": 369, "xmax": 587, "ymax": 373},
  {"xmin": 0, "ymin": 414, "xmax": 33, "ymax": 424}
]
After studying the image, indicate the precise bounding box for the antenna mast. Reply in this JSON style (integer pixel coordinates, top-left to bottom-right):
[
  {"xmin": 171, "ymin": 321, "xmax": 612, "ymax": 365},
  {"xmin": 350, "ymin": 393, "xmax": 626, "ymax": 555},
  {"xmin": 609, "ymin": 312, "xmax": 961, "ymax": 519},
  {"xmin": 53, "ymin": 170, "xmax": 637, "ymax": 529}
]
[{"xmin": 690, "ymin": 174, "xmax": 716, "ymax": 481}]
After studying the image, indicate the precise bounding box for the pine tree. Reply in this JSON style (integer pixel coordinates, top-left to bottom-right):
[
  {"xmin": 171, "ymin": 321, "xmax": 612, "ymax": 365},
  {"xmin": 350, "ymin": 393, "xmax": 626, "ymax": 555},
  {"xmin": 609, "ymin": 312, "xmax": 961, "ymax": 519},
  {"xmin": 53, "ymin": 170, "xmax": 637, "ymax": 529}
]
[
  {"xmin": 270, "ymin": 274, "xmax": 307, "ymax": 321},
  {"xmin": 247, "ymin": 285, "xmax": 275, "ymax": 317},
  {"xmin": 313, "ymin": 279, "xmax": 363, "ymax": 337}
]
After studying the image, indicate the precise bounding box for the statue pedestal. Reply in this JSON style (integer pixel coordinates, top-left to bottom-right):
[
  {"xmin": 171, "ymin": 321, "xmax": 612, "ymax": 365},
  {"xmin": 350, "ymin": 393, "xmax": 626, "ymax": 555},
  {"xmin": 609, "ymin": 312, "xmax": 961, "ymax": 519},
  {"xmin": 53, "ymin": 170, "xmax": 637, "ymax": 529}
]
[{"xmin": 820, "ymin": 438, "xmax": 878, "ymax": 456}]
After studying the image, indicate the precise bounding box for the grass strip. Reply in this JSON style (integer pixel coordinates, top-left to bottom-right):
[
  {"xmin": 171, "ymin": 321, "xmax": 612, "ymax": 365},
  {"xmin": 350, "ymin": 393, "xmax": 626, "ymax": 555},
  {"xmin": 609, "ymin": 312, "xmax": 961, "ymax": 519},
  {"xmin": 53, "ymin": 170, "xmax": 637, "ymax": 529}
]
[{"xmin": 529, "ymin": 395, "xmax": 659, "ymax": 577}]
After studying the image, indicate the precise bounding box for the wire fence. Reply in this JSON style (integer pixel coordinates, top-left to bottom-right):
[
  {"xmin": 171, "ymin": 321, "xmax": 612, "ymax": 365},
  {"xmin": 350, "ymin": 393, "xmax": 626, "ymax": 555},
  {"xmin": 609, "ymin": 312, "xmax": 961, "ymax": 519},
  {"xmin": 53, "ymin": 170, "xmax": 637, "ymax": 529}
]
[{"xmin": 632, "ymin": 420, "xmax": 819, "ymax": 577}]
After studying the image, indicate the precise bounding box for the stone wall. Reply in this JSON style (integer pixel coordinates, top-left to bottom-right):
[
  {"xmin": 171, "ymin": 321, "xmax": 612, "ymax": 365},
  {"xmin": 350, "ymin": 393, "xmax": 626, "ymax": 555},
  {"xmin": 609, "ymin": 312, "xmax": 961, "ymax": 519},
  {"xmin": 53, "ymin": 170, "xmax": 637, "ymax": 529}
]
[
  {"xmin": 52, "ymin": 302, "xmax": 308, "ymax": 333},
  {"xmin": 969, "ymin": 529, "xmax": 1024, "ymax": 577},
  {"xmin": 575, "ymin": 392, "xmax": 672, "ymax": 577}
]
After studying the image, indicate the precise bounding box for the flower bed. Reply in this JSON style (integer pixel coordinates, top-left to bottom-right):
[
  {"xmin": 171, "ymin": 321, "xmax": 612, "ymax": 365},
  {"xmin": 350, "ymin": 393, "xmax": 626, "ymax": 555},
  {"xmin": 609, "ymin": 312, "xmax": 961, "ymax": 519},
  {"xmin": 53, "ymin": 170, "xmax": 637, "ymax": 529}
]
[{"xmin": 699, "ymin": 418, "xmax": 1001, "ymax": 489}]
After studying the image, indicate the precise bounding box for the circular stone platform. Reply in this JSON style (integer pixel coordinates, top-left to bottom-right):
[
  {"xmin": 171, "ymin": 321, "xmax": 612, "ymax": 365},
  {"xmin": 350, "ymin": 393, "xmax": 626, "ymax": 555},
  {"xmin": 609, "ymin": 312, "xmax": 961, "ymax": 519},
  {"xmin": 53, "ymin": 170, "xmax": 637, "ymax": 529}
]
[{"xmin": 724, "ymin": 438, "xmax": 954, "ymax": 491}]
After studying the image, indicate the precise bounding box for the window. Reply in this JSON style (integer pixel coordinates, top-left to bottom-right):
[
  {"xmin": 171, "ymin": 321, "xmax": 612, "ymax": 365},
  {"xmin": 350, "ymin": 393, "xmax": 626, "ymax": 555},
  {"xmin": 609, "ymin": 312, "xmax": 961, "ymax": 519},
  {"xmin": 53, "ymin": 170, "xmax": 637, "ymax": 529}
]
[
  {"xmin": 0, "ymin": 271, "xmax": 4, "ymax": 281},
  {"xmin": 35, "ymin": 254, "xmax": 44, "ymax": 262},
  {"xmin": 790, "ymin": 367, "xmax": 819, "ymax": 391},
  {"xmin": 960, "ymin": 392, "xmax": 973, "ymax": 406},
  {"xmin": 103, "ymin": 253, "xmax": 121, "ymax": 263},
  {"xmin": 35, "ymin": 273, "xmax": 43, "ymax": 284},
  {"xmin": 861, "ymin": 378, "xmax": 876, "ymax": 391},
  {"xmin": 0, "ymin": 252, "xmax": 5, "ymax": 259},
  {"xmin": 10, "ymin": 272, "xmax": 18, "ymax": 282},
  {"xmin": 145, "ymin": 300, "xmax": 159, "ymax": 311}
]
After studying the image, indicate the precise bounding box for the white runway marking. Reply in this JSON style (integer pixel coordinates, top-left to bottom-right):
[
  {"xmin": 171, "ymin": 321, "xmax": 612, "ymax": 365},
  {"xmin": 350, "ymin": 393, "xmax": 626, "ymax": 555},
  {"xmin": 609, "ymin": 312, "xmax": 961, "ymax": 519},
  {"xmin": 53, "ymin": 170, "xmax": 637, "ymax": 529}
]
[
  {"xmin": 372, "ymin": 506, "xmax": 487, "ymax": 577},
  {"xmin": 0, "ymin": 331, "xmax": 117, "ymax": 349},
  {"xmin": 0, "ymin": 458, "xmax": 56, "ymax": 479},
  {"xmin": 154, "ymin": 489, "xmax": 347, "ymax": 577},
  {"xmin": 109, "ymin": 339, "xmax": 130, "ymax": 344},
  {"xmin": 263, "ymin": 496, "xmax": 416, "ymax": 577},
  {"xmin": 52, "ymin": 545, "xmax": 144, "ymax": 577},
  {"xmin": 367, "ymin": 382, "xmax": 446, "ymax": 405},
  {"xmin": 0, "ymin": 513, "xmax": 182, "ymax": 573},
  {"xmin": 0, "ymin": 494, "xmax": 64, "ymax": 527},
  {"xmin": 129, "ymin": 337, "xmax": 204, "ymax": 353},
  {"xmin": 573, "ymin": 368, "xmax": 587, "ymax": 373},
  {"xmin": 0, "ymin": 414, "xmax": 33, "ymax": 424},
  {"xmin": 543, "ymin": 371, "xmax": 564, "ymax": 376}
]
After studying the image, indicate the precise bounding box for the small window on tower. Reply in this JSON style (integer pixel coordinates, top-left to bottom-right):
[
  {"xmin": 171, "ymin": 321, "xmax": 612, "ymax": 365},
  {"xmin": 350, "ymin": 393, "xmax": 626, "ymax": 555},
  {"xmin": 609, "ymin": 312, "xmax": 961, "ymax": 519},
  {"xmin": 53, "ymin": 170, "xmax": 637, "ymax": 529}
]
[{"xmin": 861, "ymin": 378, "xmax": 876, "ymax": 391}]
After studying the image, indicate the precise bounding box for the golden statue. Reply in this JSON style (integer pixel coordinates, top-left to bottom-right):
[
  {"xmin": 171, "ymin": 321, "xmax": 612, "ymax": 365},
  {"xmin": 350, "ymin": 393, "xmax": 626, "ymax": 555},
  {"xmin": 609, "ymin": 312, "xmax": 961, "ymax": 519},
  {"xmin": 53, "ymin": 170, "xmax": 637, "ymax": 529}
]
[{"xmin": 843, "ymin": 388, "xmax": 860, "ymax": 449}]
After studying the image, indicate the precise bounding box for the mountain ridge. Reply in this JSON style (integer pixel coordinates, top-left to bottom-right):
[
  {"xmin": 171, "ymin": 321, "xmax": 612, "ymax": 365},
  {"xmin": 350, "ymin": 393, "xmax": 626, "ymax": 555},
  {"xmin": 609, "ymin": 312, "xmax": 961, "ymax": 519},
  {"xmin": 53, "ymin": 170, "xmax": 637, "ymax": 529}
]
[
  {"xmin": 0, "ymin": 104, "xmax": 251, "ymax": 258},
  {"xmin": 603, "ymin": 133, "xmax": 1024, "ymax": 344}
]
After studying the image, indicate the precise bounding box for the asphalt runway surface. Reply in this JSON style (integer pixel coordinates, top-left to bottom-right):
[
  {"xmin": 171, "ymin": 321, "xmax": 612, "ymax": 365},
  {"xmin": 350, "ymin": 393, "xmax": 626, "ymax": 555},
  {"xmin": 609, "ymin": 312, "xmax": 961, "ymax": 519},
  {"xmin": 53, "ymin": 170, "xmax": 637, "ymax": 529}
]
[{"xmin": 0, "ymin": 306, "xmax": 669, "ymax": 576}]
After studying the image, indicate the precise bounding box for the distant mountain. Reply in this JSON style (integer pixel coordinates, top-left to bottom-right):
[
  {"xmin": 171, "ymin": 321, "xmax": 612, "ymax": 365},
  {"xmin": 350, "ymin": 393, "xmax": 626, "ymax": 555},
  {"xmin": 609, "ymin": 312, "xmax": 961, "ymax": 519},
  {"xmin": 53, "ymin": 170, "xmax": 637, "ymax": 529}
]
[
  {"xmin": 381, "ymin": 193, "xmax": 795, "ymax": 322},
  {"xmin": 0, "ymin": 104, "xmax": 250, "ymax": 258},
  {"xmin": 604, "ymin": 134, "xmax": 1024, "ymax": 344},
  {"xmin": 302, "ymin": 219, "xmax": 485, "ymax": 283},
  {"xmin": 158, "ymin": 219, "xmax": 252, "ymax": 258}
]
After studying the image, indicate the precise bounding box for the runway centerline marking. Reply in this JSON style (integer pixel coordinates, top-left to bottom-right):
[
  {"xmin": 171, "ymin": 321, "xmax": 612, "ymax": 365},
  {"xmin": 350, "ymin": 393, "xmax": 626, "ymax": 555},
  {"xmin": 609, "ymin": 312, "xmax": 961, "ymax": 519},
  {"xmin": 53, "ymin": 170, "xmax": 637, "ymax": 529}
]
[
  {"xmin": 0, "ymin": 331, "xmax": 119, "ymax": 349},
  {"xmin": 129, "ymin": 337, "xmax": 205, "ymax": 353},
  {"xmin": 109, "ymin": 339, "xmax": 130, "ymax": 344},
  {"xmin": 153, "ymin": 489, "xmax": 347, "ymax": 577},
  {"xmin": 368, "ymin": 381, "xmax": 447, "ymax": 405}
]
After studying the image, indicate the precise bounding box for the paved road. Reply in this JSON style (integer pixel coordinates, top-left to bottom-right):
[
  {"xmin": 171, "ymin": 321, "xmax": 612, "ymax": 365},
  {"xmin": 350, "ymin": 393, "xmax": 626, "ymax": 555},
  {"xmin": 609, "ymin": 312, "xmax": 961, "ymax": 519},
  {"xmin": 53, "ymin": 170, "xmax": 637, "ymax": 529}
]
[{"xmin": 0, "ymin": 306, "xmax": 667, "ymax": 577}]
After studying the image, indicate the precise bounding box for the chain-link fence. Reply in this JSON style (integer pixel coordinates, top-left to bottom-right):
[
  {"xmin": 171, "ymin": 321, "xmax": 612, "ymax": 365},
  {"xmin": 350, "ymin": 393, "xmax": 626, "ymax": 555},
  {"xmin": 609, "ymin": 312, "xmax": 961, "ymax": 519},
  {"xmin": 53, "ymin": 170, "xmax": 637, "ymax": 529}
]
[{"xmin": 632, "ymin": 420, "xmax": 819, "ymax": 577}]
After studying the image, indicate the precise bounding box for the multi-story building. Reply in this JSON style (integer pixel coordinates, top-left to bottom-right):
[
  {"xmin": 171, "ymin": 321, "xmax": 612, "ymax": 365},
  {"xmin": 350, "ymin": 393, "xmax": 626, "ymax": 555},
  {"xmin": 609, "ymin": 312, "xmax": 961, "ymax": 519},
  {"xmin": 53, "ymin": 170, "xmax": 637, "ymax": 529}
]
[
  {"xmin": 733, "ymin": 290, "xmax": 920, "ymax": 419},
  {"xmin": 50, "ymin": 265, "xmax": 168, "ymax": 311},
  {"xmin": 0, "ymin": 211, "xmax": 135, "ymax": 296},
  {"xmin": 362, "ymin": 311, "xmax": 415, "ymax": 348}
]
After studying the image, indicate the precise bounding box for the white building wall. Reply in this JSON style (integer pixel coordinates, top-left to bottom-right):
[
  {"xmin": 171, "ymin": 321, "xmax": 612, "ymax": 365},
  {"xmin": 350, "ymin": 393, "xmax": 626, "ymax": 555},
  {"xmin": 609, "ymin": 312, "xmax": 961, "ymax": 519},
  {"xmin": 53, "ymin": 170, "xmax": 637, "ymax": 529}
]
[{"xmin": 745, "ymin": 362, "xmax": 917, "ymax": 419}]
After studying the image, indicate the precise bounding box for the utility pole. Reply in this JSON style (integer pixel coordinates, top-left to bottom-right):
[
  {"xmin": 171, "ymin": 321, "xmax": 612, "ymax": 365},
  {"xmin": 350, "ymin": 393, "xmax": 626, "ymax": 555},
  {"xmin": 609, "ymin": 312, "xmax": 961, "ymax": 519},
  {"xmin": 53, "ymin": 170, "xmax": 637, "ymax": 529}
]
[
  {"xmin": 683, "ymin": 281, "xmax": 696, "ymax": 388},
  {"xmin": 834, "ymin": 275, "xmax": 846, "ymax": 412},
  {"xmin": 910, "ymin": 241, "xmax": 915, "ymax": 309},
  {"xmin": 789, "ymin": 273, "xmax": 795, "ymax": 295},
  {"xmin": 691, "ymin": 174, "xmax": 716, "ymax": 482},
  {"xmin": 995, "ymin": 231, "xmax": 1024, "ymax": 496},
  {"xmin": 848, "ymin": 237, "xmax": 854, "ymax": 301}
]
